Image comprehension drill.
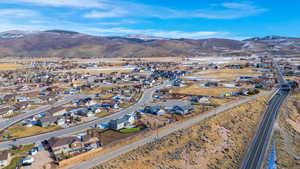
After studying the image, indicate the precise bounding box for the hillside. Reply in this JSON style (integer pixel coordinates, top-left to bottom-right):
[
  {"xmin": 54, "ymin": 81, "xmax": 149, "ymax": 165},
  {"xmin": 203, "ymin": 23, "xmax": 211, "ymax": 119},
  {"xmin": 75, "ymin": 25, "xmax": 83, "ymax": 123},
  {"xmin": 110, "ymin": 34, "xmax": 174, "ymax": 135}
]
[{"xmin": 0, "ymin": 30, "xmax": 299, "ymax": 58}]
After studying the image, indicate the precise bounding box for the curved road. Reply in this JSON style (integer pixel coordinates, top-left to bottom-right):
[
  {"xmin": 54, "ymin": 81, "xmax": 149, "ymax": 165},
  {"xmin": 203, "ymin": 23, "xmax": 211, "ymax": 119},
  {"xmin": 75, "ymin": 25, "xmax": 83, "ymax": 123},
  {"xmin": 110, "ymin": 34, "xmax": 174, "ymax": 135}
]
[
  {"xmin": 0, "ymin": 81, "xmax": 171, "ymax": 150},
  {"xmin": 0, "ymin": 94, "xmax": 89, "ymax": 131}
]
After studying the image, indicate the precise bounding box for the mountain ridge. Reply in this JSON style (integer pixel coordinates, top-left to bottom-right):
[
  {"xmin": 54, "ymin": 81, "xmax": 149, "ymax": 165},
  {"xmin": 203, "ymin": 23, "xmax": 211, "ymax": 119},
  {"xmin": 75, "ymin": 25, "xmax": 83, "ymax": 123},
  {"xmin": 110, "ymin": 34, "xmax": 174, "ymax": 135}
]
[{"xmin": 0, "ymin": 30, "xmax": 299, "ymax": 58}]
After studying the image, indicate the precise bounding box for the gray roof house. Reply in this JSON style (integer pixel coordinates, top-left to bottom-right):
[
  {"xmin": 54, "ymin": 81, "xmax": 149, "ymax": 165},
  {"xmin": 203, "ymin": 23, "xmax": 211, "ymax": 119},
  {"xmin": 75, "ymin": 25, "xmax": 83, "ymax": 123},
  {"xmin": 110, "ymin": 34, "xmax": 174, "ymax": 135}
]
[
  {"xmin": 110, "ymin": 114, "xmax": 135, "ymax": 130},
  {"xmin": 171, "ymin": 104, "xmax": 193, "ymax": 115},
  {"xmin": 144, "ymin": 106, "xmax": 164, "ymax": 115},
  {"xmin": 37, "ymin": 116, "xmax": 59, "ymax": 127}
]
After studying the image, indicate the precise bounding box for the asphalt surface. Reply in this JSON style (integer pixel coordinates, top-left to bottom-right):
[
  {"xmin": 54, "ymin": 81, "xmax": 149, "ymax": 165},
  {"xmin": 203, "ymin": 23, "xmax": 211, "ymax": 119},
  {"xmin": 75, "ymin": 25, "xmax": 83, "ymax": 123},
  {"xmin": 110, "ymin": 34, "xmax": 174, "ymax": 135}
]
[
  {"xmin": 68, "ymin": 91, "xmax": 271, "ymax": 169},
  {"xmin": 0, "ymin": 94, "xmax": 89, "ymax": 131},
  {"xmin": 0, "ymin": 81, "xmax": 171, "ymax": 150},
  {"xmin": 240, "ymin": 63, "xmax": 289, "ymax": 169}
]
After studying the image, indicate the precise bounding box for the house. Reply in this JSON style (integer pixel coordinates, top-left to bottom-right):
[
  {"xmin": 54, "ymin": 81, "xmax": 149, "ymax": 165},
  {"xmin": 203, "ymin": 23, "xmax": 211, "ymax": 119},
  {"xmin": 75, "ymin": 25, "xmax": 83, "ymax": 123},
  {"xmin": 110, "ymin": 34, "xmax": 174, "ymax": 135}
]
[
  {"xmin": 37, "ymin": 116, "xmax": 59, "ymax": 127},
  {"xmin": 171, "ymin": 105, "xmax": 193, "ymax": 115},
  {"xmin": 110, "ymin": 114, "xmax": 135, "ymax": 130},
  {"xmin": 239, "ymin": 76, "xmax": 258, "ymax": 80},
  {"xmin": 199, "ymin": 97, "xmax": 210, "ymax": 104},
  {"xmin": 48, "ymin": 107, "xmax": 67, "ymax": 116},
  {"xmin": 47, "ymin": 134, "xmax": 100, "ymax": 158},
  {"xmin": 0, "ymin": 152, "xmax": 10, "ymax": 167},
  {"xmin": 202, "ymin": 82, "xmax": 218, "ymax": 87},
  {"xmin": 224, "ymin": 64, "xmax": 242, "ymax": 69},
  {"xmin": 16, "ymin": 97, "xmax": 29, "ymax": 102},
  {"xmin": 74, "ymin": 108, "xmax": 94, "ymax": 117},
  {"xmin": 12, "ymin": 101, "xmax": 31, "ymax": 111},
  {"xmin": 47, "ymin": 136, "xmax": 82, "ymax": 155},
  {"xmin": 56, "ymin": 118, "xmax": 66, "ymax": 126},
  {"xmin": 0, "ymin": 107, "xmax": 13, "ymax": 118},
  {"xmin": 98, "ymin": 123, "xmax": 110, "ymax": 129},
  {"xmin": 144, "ymin": 106, "xmax": 165, "ymax": 115},
  {"xmin": 78, "ymin": 134, "xmax": 100, "ymax": 150}
]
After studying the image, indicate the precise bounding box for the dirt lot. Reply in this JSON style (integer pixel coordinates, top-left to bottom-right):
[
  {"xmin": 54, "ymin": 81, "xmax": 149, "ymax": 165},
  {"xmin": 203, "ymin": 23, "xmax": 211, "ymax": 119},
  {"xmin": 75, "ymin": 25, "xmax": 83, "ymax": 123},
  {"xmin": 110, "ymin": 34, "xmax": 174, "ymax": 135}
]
[
  {"xmin": 94, "ymin": 96, "xmax": 268, "ymax": 169},
  {"xmin": 22, "ymin": 150, "xmax": 52, "ymax": 169},
  {"xmin": 276, "ymin": 92, "xmax": 300, "ymax": 169},
  {"xmin": 99, "ymin": 129, "xmax": 142, "ymax": 146}
]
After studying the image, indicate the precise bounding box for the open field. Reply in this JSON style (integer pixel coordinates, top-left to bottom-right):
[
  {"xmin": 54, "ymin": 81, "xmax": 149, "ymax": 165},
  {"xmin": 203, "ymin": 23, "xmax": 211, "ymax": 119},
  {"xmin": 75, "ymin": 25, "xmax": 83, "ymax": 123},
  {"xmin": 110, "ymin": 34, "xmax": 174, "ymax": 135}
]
[
  {"xmin": 94, "ymin": 96, "xmax": 268, "ymax": 169},
  {"xmin": 188, "ymin": 68, "xmax": 261, "ymax": 81},
  {"xmin": 0, "ymin": 63, "xmax": 29, "ymax": 71},
  {"xmin": 1, "ymin": 124, "xmax": 62, "ymax": 141},
  {"xmin": 276, "ymin": 92, "xmax": 300, "ymax": 169},
  {"xmin": 0, "ymin": 57, "xmax": 246, "ymax": 65},
  {"xmin": 61, "ymin": 66, "xmax": 135, "ymax": 75},
  {"xmin": 170, "ymin": 84, "xmax": 238, "ymax": 97}
]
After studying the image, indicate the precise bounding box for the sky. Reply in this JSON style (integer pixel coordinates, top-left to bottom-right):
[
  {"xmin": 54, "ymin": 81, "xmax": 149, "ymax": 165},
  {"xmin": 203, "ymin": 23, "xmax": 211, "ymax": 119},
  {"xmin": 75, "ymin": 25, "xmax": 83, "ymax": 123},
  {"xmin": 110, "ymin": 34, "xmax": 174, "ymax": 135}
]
[{"xmin": 0, "ymin": 0, "xmax": 299, "ymax": 39}]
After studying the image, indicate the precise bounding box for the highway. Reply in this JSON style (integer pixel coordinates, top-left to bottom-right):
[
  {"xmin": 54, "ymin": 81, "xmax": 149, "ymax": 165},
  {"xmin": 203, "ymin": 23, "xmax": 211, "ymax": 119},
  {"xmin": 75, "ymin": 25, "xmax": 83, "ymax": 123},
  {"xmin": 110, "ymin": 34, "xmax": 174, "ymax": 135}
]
[
  {"xmin": 240, "ymin": 62, "xmax": 289, "ymax": 169},
  {"xmin": 0, "ymin": 81, "xmax": 171, "ymax": 150},
  {"xmin": 68, "ymin": 90, "xmax": 272, "ymax": 169}
]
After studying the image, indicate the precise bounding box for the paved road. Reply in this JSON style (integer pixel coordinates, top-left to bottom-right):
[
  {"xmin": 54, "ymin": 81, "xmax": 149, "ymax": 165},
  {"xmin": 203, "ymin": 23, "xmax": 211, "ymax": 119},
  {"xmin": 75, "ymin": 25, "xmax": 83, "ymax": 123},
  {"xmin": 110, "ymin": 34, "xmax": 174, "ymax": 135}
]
[
  {"xmin": 240, "ymin": 89, "xmax": 288, "ymax": 169},
  {"xmin": 240, "ymin": 62, "xmax": 289, "ymax": 169},
  {"xmin": 0, "ymin": 94, "xmax": 89, "ymax": 131},
  {"xmin": 0, "ymin": 82, "xmax": 171, "ymax": 150},
  {"xmin": 68, "ymin": 91, "xmax": 272, "ymax": 169}
]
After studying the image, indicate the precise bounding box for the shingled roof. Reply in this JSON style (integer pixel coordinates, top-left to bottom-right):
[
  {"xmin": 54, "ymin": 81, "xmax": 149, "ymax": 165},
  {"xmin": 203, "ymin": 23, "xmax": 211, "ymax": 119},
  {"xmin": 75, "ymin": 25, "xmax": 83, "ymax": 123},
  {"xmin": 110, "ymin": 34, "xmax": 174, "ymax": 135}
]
[{"xmin": 48, "ymin": 136, "xmax": 80, "ymax": 148}]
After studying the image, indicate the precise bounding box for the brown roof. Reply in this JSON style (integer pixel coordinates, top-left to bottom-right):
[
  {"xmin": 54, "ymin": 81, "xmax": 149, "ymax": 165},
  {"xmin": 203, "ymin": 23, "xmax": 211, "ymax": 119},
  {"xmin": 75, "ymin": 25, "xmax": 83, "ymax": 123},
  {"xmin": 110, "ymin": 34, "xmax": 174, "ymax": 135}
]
[
  {"xmin": 12, "ymin": 101, "xmax": 31, "ymax": 110},
  {"xmin": 0, "ymin": 107, "xmax": 10, "ymax": 115},
  {"xmin": 39, "ymin": 116, "xmax": 58, "ymax": 124},
  {"xmin": 0, "ymin": 152, "xmax": 9, "ymax": 161},
  {"xmin": 48, "ymin": 106, "xmax": 66, "ymax": 114},
  {"xmin": 48, "ymin": 136, "xmax": 80, "ymax": 148}
]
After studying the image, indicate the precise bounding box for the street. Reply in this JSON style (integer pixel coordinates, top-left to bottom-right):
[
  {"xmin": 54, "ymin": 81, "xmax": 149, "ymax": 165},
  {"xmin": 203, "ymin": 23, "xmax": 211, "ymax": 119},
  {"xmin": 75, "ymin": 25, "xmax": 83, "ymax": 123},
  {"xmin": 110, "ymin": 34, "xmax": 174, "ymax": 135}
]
[{"xmin": 68, "ymin": 90, "xmax": 272, "ymax": 169}]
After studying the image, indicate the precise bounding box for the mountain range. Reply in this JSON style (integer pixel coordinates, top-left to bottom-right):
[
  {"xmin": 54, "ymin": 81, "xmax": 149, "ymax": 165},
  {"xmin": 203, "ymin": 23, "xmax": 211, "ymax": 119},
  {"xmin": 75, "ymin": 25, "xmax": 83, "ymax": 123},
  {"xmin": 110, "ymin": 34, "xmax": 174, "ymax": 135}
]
[{"xmin": 0, "ymin": 30, "xmax": 299, "ymax": 58}]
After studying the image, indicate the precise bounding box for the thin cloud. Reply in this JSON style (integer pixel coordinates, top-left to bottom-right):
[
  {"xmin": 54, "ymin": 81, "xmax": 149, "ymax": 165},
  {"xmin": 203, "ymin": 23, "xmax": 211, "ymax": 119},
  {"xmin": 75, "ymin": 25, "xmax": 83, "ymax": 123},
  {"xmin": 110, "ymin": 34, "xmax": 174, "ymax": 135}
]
[
  {"xmin": 1, "ymin": 1, "xmax": 266, "ymax": 20},
  {"xmin": 194, "ymin": 2, "xmax": 267, "ymax": 19},
  {"xmin": 84, "ymin": 8, "xmax": 128, "ymax": 18},
  {"xmin": 87, "ymin": 27, "xmax": 226, "ymax": 39},
  {"xmin": 2, "ymin": 0, "xmax": 106, "ymax": 9},
  {"xmin": 0, "ymin": 8, "xmax": 39, "ymax": 18}
]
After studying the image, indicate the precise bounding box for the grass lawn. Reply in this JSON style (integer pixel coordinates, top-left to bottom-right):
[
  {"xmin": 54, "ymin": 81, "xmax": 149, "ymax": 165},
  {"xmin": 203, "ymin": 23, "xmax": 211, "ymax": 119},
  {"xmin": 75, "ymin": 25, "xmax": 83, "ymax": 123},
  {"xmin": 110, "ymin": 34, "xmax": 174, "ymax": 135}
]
[
  {"xmin": 9, "ymin": 144, "xmax": 35, "ymax": 156},
  {"xmin": 120, "ymin": 128, "xmax": 140, "ymax": 133},
  {"xmin": 3, "ymin": 156, "xmax": 24, "ymax": 169},
  {"xmin": 3, "ymin": 144, "xmax": 35, "ymax": 169},
  {"xmin": 2, "ymin": 124, "xmax": 62, "ymax": 140},
  {"xmin": 96, "ymin": 111, "xmax": 112, "ymax": 118}
]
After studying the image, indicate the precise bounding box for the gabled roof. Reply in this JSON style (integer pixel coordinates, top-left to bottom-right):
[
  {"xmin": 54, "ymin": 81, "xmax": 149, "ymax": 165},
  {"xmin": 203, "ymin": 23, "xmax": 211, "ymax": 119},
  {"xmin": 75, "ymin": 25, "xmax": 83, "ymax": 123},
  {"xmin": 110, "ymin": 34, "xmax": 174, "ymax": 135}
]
[
  {"xmin": 48, "ymin": 136, "xmax": 80, "ymax": 148},
  {"xmin": 0, "ymin": 152, "xmax": 9, "ymax": 161},
  {"xmin": 0, "ymin": 107, "xmax": 10, "ymax": 115}
]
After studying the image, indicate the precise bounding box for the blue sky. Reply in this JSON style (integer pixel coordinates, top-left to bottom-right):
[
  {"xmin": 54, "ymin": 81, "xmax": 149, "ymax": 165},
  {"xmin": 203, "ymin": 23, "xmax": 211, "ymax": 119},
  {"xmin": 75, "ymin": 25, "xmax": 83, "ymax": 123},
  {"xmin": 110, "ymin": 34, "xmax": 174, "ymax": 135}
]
[{"xmin": 0, "ymin": 0, "xmax": 299, "ymax": 39}]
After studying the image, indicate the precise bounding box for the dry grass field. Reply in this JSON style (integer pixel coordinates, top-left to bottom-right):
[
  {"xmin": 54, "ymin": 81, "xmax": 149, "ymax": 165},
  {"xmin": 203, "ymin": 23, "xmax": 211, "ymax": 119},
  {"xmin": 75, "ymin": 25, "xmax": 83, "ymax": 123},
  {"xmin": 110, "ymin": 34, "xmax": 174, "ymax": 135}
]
[
  {"xmin": 190, "ymin": 68, "xmax": 261, "ymax": 81},
  {"xmin": 59, "ymin": 67, "xmax": 134, "ymax": 75},
  {"xmin": 1, "ymin": 124, "xmax": 62, "ymax": 140},
  {"xmin": 95, "ymin": 96, "xmax": 268, "ymax": 169},
  {"xmin": 0, "ymin": 63, "xmax": 29, "ymax": 70},
  {"xmin": 171, "ymin": 84, "xmax": 238, "ymax": 97},
  {"xmin": 276, "ymin": 92, "xmax": 300, "ymax": 169}
]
